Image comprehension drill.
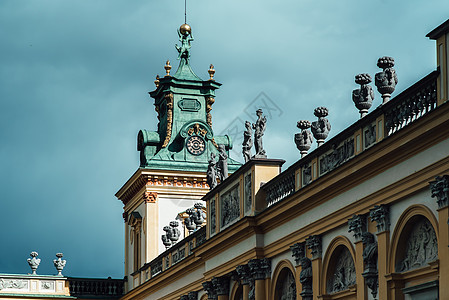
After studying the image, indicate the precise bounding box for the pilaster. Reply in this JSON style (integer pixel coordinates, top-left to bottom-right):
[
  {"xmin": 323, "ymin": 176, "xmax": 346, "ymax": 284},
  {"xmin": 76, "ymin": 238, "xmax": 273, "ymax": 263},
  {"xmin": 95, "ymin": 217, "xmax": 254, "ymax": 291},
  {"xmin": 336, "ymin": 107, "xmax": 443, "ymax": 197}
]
[
  {"xmin": 369, "ymin": 205, "xmax": 389, "ymax": 300},
  {"xmin": 306, "ymin": 235, "xmax": 321, "ymax": 300},
  {"xmin": 348, "ymin": 214, "xmax": 367, "ymax": 299}
]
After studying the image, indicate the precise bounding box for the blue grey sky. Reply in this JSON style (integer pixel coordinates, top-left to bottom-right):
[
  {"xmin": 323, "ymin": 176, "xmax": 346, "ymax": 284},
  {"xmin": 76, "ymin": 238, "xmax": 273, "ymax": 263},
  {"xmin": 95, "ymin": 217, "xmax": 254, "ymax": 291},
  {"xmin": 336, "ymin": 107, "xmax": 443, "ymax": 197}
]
[{"xmin": 0, "ymin": 0, "xmax": 447, "ymax": 278}]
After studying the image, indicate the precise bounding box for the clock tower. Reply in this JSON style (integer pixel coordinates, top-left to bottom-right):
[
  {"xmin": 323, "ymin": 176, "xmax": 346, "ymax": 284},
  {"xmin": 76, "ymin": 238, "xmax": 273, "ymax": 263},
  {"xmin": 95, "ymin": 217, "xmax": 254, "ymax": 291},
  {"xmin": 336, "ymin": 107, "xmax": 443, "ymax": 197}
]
[{"xmin": 116, "ymin": 24, "xmax": 241, "ymax": 290}]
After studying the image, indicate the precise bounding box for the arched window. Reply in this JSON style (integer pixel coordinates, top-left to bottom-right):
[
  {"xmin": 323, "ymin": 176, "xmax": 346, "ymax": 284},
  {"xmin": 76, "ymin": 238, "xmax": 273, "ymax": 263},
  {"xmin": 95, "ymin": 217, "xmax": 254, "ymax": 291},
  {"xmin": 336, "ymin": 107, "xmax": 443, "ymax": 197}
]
[{"xmin": 274, "ymin": 267, "xmax": 296, "ymax": 300}]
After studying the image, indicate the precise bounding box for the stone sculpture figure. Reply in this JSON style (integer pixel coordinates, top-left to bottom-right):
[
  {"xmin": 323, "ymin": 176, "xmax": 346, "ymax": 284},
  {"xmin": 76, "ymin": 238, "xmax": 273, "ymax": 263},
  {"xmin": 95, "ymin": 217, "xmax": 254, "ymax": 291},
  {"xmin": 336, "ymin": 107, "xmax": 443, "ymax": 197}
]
[
  {"xmin": 175, "ymin": 24, "xmax": 194, "ymax": 62},
  {"xmin": 300, "ymin": 257, "xmax": 313, "ymax": 300},
  {"xmin": 295, "ymin": 120, "xmax": 313, "ymax": 158},
  {"xmin": 375, "ymin": 56, "xmax": 398, "ymax": 104},
  {"xmin": 184, "ymin": 208, "xmax": 197, "ymax": 234},
  {"xmin": 217, "ymin": 145, "xmax": 228, "ymax": 182},
  {"xmin": 311, "ymin": 107, "xmax": 331, "ymax": 146},
  {"xmin": 242, "ymin": 121, "xmax": 253, "ymax": 163},
  {"xmin": 207, "ymin": 153, "xmax": 217, "ymax": 190},
  {"xmin": 53, "ymin": 253, "xmax": 66, "ymax": 276},
  {"xmin": 252, "ymin": 109, "xmax": 267, "ymax": 158},
  {"xmin": 352, "ymin": 73, "xmax": 375, "ymax": 118},
  {"xmin": 362, "ymin": 232, "xmax": 378, "ymax": 298},
  {"xmin": 27, "ymin": 251, "xmax": 41, "ymax": 275}
]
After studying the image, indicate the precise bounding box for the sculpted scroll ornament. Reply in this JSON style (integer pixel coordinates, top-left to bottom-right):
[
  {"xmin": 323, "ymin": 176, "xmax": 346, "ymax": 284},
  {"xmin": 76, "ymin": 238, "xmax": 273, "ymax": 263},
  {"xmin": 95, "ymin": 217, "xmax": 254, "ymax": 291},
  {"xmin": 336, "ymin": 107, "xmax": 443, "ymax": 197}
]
[{"xmin": 396, "ymin": 218, "xmax": 438, "ymax": 272}]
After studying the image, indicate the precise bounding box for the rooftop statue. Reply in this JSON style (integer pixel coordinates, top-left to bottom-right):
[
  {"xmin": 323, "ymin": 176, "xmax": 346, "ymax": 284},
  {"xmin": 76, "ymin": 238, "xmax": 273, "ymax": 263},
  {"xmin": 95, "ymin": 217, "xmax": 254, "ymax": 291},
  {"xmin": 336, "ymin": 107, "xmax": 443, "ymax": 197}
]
[
  {"xmin": 175, "ymin": 24, "xmax": 194, "ymax": 63},
  {"xmin": 311, "ymin": 107, "xmax": 331, "ymax": 147},
  {"xmin": 242, "ymin": 121, "xmax": 253, "ymax": 163},
  {"xmin": 352, "ymin": 73, "xmax": 374, "ymax": 118},
  {"xmin": 252, "ymin": 109, "xmax": 267, "ymax": 158},
  {"xmin": 207, "ymin": 153, "xmax": 218, "ymax": 190},
  {"xmin": 217, "ymin": 144, "xmax": 229, "ymax": 181},
  {"xmin": 295, "ymin": 120, "xmax": 313, "ymax": 158}
]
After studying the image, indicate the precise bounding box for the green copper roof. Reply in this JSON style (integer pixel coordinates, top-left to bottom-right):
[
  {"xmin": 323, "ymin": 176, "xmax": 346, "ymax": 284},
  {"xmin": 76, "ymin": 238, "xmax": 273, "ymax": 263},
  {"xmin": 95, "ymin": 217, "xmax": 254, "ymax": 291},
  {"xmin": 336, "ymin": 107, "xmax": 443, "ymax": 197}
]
[{"xmin": 173, "ymin": 57, "xmax": 202, "ymax": 81}]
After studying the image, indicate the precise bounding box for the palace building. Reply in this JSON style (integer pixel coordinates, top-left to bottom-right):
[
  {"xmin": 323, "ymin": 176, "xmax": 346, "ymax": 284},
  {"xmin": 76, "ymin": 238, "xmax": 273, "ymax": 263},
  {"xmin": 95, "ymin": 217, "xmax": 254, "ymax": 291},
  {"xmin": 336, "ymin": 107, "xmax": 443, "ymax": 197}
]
[{"xmin": 1, "ymin": 17, "xmax": 449, "ymax": 300}]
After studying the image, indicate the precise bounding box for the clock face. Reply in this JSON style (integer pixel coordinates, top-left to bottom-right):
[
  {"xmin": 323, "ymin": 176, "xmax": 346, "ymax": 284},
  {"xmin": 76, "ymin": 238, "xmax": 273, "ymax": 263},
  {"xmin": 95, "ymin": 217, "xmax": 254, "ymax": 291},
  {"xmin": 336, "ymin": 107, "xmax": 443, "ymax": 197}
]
[{"xmin": 186, "ymin": 136, "xmax": 206, "ymax": 156}]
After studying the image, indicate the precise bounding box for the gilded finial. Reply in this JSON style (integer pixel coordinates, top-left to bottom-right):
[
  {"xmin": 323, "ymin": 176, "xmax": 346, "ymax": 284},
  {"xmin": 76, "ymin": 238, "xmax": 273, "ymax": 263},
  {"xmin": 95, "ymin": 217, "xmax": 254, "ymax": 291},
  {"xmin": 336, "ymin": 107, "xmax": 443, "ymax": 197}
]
[
  {"xmin": 164, "ymin": 60, "xmax": 172, "ymax": 77},
  {"xmin": 208, "ymin": 64, "xmax": 215, "ymax": 81},
  {"xmin": 154, "ymin": 75, "xmax": 160, "ymax": 88}
]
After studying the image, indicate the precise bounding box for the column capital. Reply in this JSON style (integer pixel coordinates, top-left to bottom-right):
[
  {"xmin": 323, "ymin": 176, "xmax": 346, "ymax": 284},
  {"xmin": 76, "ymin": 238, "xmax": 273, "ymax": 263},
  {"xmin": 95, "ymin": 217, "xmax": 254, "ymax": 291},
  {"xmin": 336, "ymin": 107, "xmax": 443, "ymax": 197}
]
[
  {"xmin": 236, "ymin": 264, "xmax": 251, "ymax": 285},
  {"xmin": 212, "ymin": 276, "xmax": 230, "ymax": 296},
  {"xmin": 248, "ymin": 258, "xmax": 271, "ymax": 280},
  {"xmin": 290, "ymin": 242, "xmax": 305, "ymax": 265},
  {"xmin": 202, "ymin": 281, "xmax": 216, "ymax": 299},
  {"xmin": 348, "ymin": 214, "xmax": 367, "ymax": 242},
  {"xmin": 369, "ymin": 204, "xmax": 390, "ymax": 233},
  {"xmin": 430, "ymin": 175, "xmax": 449, "ymax": 209},
  {"xmin": 306, "ymin": 235, "xmax": 322, "ymax": 259}
]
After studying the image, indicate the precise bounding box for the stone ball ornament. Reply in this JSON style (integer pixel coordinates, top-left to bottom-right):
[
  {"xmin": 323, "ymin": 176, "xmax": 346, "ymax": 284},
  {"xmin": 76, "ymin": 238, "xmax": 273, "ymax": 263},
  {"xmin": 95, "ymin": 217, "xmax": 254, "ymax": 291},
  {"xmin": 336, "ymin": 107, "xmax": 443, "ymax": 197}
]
[
  {"xmin": 355, "ymin": 73, "xmax": 372, "ymax": 85},
  {"xmin": 314, "ymin": 107, "xmax": 329, "ymax": 118},
  {"xmin": 377, "ymin": 56, "xmax": 395, "ymax": 69},
  {"xmin": 297, "ymin": 120, "xmax": 311, "ymax": 130},
  {"xmin": 180, "ymin": 23, "xmax": 192, "ymax": 35}
]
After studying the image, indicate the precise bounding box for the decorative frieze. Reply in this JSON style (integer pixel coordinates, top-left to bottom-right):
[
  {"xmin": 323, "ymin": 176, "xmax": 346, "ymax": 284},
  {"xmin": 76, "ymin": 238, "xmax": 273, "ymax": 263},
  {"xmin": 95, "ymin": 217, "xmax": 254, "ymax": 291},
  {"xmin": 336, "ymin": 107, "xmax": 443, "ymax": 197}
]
[
  {"xmin": 248, "ymin": 258, "xmax": 271, "ymax": 280},
  {"xmin": 430, "ymin": 175, "xmax": 449, "ymax": 209},
  {"xmin": 348, "ymin": 214, "xmax": 367, "ymax": 242},
  {"xmin": 306, "ymin": 235, "xmax": 322, "ymax": 259},
  {"xmin": 0, "ymin": 279, "xmax": 29, "ymax": 290},
  {"xmin": 220, "ymin": 184, "xmax": 240, "ymax": 228},
  {"xmin": 319, "ymin": 138, "xmax": 354, "ymax": 176},
  {"xmin": 290, "ymin": 242, "xmax": 305, "ymax": 265},
  {"xmin": 369, "ymin": 205, "xmax": 390, "ymax": 232}
]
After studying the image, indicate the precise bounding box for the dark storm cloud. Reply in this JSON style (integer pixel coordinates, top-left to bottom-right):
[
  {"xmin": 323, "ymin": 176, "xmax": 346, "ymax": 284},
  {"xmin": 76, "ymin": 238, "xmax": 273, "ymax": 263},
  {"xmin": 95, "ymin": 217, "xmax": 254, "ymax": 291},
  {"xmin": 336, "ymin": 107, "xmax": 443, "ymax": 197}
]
[{"xmin": 0, "ymin": 0, "xmax": 447, "ymax": 277}]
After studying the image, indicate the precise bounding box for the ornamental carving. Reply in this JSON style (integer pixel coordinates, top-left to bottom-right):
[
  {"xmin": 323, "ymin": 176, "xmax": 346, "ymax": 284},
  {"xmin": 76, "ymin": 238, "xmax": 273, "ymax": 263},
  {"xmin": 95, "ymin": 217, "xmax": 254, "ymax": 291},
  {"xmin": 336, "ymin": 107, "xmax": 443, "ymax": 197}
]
[
  {"xmin": 311, "ymin": 107, "xmax": 331, "ymax": 146},
  {"xmin": 300, "ymin": 257, "xmax": 313, "ymax": 300},
  {"xmin": 396, "ymin": 218, "xmax": 438, "ymax": 272},
  {"xmin": 205, "ymin": 96, "xmax": 215, "ymax": 127},
  {"xmin": 306, "ymin": 235, "xmax": 322, "ymax": 259},
  {"xmin": 303, "ymin": 165, "xmax": 312, "ymax": 186},
  {"xmin": 236, "ymin": 265, "xmax": 251, "ymax": 285},
  {"xmin": 161, "ymin": 221, "xmax": 181, "ymax": 249},
  {"xmin": 430, "ymin": 175, "xmax": 449, "ymax": 209},
  {"xmin": 221, "ymin": 184, "xmax": 240, "ymax": 228},
  {"xmin": 162, "ymin": 93, "xmax": 174, "ymax": 148},
  {"xmin": 348, "ymin": 214, "xmax": 366, "ymax": 242},
  {"xmin": 202, "ymin": 281, "xmax": 216, "ymax": 299},
  {"xmin": 188, "ymin": 291, "xmax": 198, "ymax": 300},
  {"xmin": 375, "ymin": 56, "xmax": 398, "ymax": 104},
  {"xmin": 41, "ymin": 281, "xmax": 55, "ymax": 290},
  {"xmin": 277, "ymin": 269, "xmax": 296, "ymax": 300},
  {"xmin": 244, "ymin": 173, "xmax": 252, "ymax": 213},
  {"xmin": 319, "ymin": 138, "xmax": 354, "ymax": 176},
  {"xmin": 295, "ymin": 120, "xmax": 313, "ymax": 158},
  {"xmin": 290, "ymin": 242, "xmax": 305, "ymax": 265},
  {"xmin": 352, "ymin": 73, "xmax": 374, "ymax": 118},
  {"xmin": 210, "ymin": 198, "xmax": 216, "ymax": 234},
  {"xmin": 53, "ymin": 253, "xmax": 66, "ymax": 276},
  {"xmin": 144, "ymin": 191, "xmax": 157, "ymax": 203},
  {"xmin": 0, "ymin": 279, "xmax": 28, "ymax": 290},
  {"xmin": 369, "ymin": 205, "xmax": 390, "ymax": 232},
  {"xmin": 27, "ymin": 251, "xmax": 40, "ymax": 275},
  {"xmin": 364, "ymin": 123, "xmax": 376, "ymax": 149},
  {"xmin": 212, "ymin": 276, "xmax": 229, "ymax": 296},
  {"xmin": 327, "ymin": 247, "xmax": 356, "ymax": 294},
  {"xmin": 248, "ymin": 258, "xmax": 271, "ymax": 280}
]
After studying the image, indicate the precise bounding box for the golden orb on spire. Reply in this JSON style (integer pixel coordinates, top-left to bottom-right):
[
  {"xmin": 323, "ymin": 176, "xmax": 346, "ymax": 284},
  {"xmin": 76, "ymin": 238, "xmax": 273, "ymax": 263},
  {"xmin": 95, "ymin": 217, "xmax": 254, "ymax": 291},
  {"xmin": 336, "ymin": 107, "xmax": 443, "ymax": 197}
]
[{"xmin": 180, "ymin": 23, "xmax": 191, "ymax": 35}]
